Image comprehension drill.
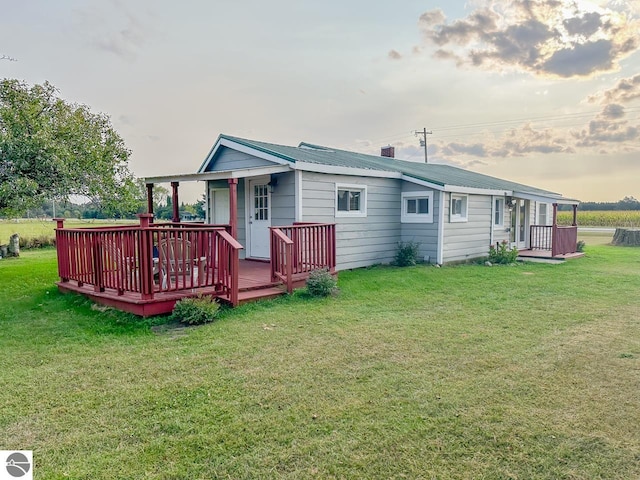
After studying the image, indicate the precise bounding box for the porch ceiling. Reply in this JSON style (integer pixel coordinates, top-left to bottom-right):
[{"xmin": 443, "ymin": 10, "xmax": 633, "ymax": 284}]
[{"xmin": 145, "ymin": 165, "xmax": 291, "ymax": 185}]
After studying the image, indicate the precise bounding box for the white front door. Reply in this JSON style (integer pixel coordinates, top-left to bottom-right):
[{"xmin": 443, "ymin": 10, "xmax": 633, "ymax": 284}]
[
  {"xmin": 248, "ymin": 178, "xmax": 271, "ymax": 258},
  {"xmin": 209, "ymin": 188, "xmax": 230, "ymax": 225},
  {"xmin": 510, "ymin": 199, "xmax": 528, "ymax": 249}
]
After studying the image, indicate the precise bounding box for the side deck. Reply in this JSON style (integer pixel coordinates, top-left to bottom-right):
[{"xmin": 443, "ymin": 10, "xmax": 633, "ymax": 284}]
[{"xmin": 54, "ymin": 217, "xmax": 336, "ymax": 316}]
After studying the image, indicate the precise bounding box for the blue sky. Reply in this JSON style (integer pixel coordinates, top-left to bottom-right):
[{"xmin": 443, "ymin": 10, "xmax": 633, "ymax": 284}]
[{"xmin": 1, "ymin": 0, "xmax": 639, "ymax": 202}]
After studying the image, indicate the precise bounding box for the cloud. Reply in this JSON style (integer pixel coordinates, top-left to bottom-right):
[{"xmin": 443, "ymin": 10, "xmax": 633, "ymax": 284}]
[
  {"xmin": 441, "ymin": 142, "xmax": 489, "ymax": 157},
  {"xmin": 541, "ymin": 39, "xmax": 613, "ymax": 77},
  {"xmin": 424, "ymin": 103, "xmax": 639, "ymax": 162},
  {"xmin": 388, "ymin": 49, "xmax": 402, "ymax": 60},
  {"xmin": 74, "ymin": 0, "xmax": 151, "ymax": 60},
  {"xmin": 601, "ymin": 103, "xmax": 624, "ymax": 119},
  {"xmin": 572, "ymin": 104, "xmax": 639, "ymax": 146},
  {"xmin": 563, "ymin": 11, "xmax": 602, "ymax": 36},
  {"xmin": 587, "ymin": 74, "xmax": 640, "ymax": 104},
  {"xmin": 419, "ymin": 9, "xmax": 446, "ymax": 27},
  {"xmin": 411, "ymin": 0, "xmax": 640, "ymax": 78}
]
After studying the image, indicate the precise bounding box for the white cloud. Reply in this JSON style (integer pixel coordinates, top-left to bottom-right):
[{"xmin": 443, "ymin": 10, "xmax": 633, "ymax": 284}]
[{"xmin": 411, "ymin": 0, "xmax": 639, "ymax": 78}]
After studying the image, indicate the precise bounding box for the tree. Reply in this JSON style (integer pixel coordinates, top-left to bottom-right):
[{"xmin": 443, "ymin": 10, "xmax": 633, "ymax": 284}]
[
  {"xmin": 194, "ymin": 194, "xmax": 206, "ymax": 219},
  {"xmin": 134, "ymin": 178, "xmax": 169, "ymax": 215},
  {"xmin": 0, "ymin": 79, "xmax": 138, "ymax": 217}
]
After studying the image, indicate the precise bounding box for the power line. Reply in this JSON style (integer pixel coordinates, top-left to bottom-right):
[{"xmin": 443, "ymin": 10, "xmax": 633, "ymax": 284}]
[
  {"xmin": 431, "ymin": 106, "xmax": 640, "ymax": 132},
  {"xmin": 360, "ymin": 107, "xmax": 640, "ymax": 147}
]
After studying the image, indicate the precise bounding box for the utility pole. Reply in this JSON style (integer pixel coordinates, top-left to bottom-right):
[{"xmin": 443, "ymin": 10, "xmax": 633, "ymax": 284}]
[{"xmin": 414, "ymin": 128, "xmax": 432, "ymax": 163}]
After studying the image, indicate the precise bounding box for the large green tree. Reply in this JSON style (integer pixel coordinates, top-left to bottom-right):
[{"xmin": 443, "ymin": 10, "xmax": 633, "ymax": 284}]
[{"xmin": 0, "ymin": 79, "xmax": 138, "ymax": 217}]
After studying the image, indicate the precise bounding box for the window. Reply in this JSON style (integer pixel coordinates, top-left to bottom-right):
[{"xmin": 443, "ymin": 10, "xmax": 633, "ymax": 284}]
[
  {"xmin": 450, "ymin": 194, "xmax": 468, "ymax": 222},
  {"xmin": 538, "ymin": 203, "xmax": 548, "ymax": 225},
  {"xmin": 401, "ymin": 191, "xmax": 433, "ymax": 223},
  {"xmin": 254, "ymin": 184, "xmax": 269, "ymax": 220},
  {"xmin": 335, "ymin": 184, "xmax": 367, "ymax": 217},
  {"xmin": 494, "ymin": 197, "xmax": 504, "ymax": 226}
]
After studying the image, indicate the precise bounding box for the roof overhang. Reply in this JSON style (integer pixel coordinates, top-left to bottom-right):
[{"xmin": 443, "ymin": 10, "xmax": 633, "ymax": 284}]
[
  {"xmin": 513, "ymin": 191, "xmax": 579, "ymax": 205},
  {"xmin": 145, "ymin": 165, "xmax": 291, "ymax": 184},
  {"xmin": 402, "ymin": 175, "xmax": 510, "ymax": 195},
  {"xmin": 197, "ymin": 136, "xmax": 293, "ymax": 173}
]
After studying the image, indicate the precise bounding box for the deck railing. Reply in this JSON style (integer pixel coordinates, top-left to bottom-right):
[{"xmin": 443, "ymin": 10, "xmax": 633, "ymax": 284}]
[
  {"xmin": 55, "ymin": 217, "xmax": 243, "ymax": 305},
  {"xmin": 270, "ymin": 223, "xmax": 336, "ymax": 293},
  {"xmin": 529, "ymin": 224, "xmax": 578, "ymax": 256},
  {"xmin": 552, "ymin": 225, "xmax": 578, "ymax": 257},
  {"xmin": 530, "ymin": 225, "xmax": 553, "ymax": 250}
]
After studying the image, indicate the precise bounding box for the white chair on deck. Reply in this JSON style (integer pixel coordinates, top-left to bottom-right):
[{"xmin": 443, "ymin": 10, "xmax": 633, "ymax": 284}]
[{"xmin": 158, "ymin": 237, "xmax": 206, "ymax": 289}]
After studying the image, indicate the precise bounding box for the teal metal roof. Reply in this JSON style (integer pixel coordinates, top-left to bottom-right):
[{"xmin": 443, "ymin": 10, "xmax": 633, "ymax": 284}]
[{"xmin": 218, "ymin": 134, "xmax": 570, "ymax": 199}]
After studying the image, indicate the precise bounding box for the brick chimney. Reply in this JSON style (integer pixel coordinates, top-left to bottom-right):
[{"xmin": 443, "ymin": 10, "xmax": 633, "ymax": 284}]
[{"xmin": 381, "ymin": 145, "xmax": 395, "ymax": 158}]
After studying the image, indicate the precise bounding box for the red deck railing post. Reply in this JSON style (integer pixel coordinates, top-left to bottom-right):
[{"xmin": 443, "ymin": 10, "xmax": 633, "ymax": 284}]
[
  {"xmin": 93, "ymin": 235, "xmax": 104, "ymax": 293},
  {"xmin": 285, "ymin": 242, "xmax": 293, "ymax": 294},
  {"xmin": 230, "ymin": 244, "xmax": 239, "ymax": 306},
  {"xmin": 138, "ymin": 213, "xmax": 155, "ymax": 300},
  {"xmin": 551, "ymin": 203, "xmax": 558, "ymax": 257},
  {"xmin": 146, "ymin": 183, "xmax": 154, "ymax": 219},
  {"xmin": 269, "ymin": 227, "xmax": 277, "ymax": 282},
  {"xmin": 171, "ymin": 181, "xmax": 180, "ymax": 223},
  {"xmin": 228, "ymin": 178, "xmax": 238, "ymax": 239},
  {"xmin": 53, "ymin": 218, "xmax": 69, "ymax": 282}
]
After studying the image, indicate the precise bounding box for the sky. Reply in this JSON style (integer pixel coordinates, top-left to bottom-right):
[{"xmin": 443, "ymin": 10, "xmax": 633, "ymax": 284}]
[{"xmin": 1, "ymin": 0, "xmax": 639, "ymax": 203}]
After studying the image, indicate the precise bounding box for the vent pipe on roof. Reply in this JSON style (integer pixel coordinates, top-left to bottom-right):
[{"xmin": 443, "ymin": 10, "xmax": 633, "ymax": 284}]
[{"xmin": 381, "ymin": 145, "xmax": 395, "ymax": 158}]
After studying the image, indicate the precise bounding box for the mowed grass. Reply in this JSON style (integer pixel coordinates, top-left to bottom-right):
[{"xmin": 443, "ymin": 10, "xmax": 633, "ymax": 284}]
[
  {"xmin": 1, "ymin": 247, "xmax": 639, "ymax": 479},
  {"xmin": 0, "ymin": 219, "xmax": 137, "ymax": 245}
]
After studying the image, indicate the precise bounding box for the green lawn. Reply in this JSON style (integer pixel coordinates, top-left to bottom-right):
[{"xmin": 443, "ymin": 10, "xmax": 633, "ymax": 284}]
[
  {"xmin": 1, "ymin": 246, "xmax": 639, "ymax": 479},
  {"xmin": 0, "ymin": 219, "xmax": 138, "ymax": 245}
]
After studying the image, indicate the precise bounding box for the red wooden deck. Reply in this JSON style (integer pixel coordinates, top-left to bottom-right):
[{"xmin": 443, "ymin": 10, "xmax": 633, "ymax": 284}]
[
  {"xmin": 57, "ymin": 260, "xmax": 305, "ymax": 317},
  {"xmin": 54, "ymin": 219, "xmax": 336, "ymax": 317}
]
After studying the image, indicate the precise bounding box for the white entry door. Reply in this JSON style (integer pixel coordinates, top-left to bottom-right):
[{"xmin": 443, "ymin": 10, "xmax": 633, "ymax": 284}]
[
  {"xmin": 248, "ymin": 178, "xmax": 271, "ymax": 258},
  {"xmin": 510, "ymin": 199, "xmax": 528, "ymax": 249}
]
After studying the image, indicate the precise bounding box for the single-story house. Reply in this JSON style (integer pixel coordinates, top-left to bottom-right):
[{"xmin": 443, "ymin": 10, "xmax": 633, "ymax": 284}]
[
  {"xmin": 54, "ymin": 134, "xmax": 579, "ymax": 315},
  {"xmin": 147, "ymin": 134, "xmax": 579, "ymax": 269}
]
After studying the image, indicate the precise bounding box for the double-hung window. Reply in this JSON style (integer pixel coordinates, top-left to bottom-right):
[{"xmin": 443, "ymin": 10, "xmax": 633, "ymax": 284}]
[
  {"xmin": 335, "ymin": 184, "xmax": 367, "ymax": 217},
  {"xmin": 538, "ymin": 203, "xmax": 548, "ymax": 225},
  {"xmin": 450, "ymin": 194, "xmax": 468, "ymax": 222},
  {"xmin": 494, "ymin": 197, "xmax": 505, "ymax": 227},
  {"xmin": 401, "ymin": 191, "xmax": 433, "ymax": 223}
]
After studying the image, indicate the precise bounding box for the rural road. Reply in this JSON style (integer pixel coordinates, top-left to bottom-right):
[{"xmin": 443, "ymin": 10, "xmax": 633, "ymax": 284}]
[{"xmin": 578, "ymin": 227, "xmax": 616, "ymax": 233}]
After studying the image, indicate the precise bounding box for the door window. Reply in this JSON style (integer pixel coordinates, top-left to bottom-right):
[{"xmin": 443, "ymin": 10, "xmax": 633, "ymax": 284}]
[{"xmin": 253, "ymin": 185, "xmax": 269, "ymax": 221}]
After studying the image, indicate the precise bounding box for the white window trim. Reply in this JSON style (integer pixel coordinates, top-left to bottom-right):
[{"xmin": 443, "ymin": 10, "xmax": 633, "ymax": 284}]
[
  {"xmin": 538, "ymin": 202, "xmax": 548, "ymax": 226},
  {"xmin": 401, "ymin": 191, "xmax": 433, "ymax": 223},
  {"xmin": 450, "ymin": 194, "xmax": 468, "ymax": 223},
  {"xmin": 335, "ymin": 183, "xmax": 367, "ymax": 218},
  {"xmin": 494, "ymin": 197, "xmax": 505, "ymax": 227}
]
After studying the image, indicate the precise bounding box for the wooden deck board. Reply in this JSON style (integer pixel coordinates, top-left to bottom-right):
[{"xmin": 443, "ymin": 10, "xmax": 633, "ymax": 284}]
[{"xmin": 57, "ymin": 259, "xmax": 291, "ymax": 316}]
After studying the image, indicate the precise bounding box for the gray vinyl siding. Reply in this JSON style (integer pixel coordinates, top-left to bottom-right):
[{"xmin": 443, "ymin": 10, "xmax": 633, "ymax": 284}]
[
  {"xmin": 400, "ymin": 183, "xmax": 439, "ymax": 263},
  {"xmin": 205, "ymin": 146, "xmax": 276, "ymax": 172},
  {"xmin": 271, "ymin": 172, "xmax": 295, "ymax": 227},
  {"xmin": 443, "ymin": 193, "xmax": 492, "ymax": 263},
  {"xmin": 301, "ymin": 171, "xmax": 401, "ymax": 270}
]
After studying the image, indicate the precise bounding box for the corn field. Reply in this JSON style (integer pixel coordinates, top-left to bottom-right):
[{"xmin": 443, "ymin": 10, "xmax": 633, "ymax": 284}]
[{"xmin": 557, "ymin": 210, "xmax": 640, "ymax": 227}]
